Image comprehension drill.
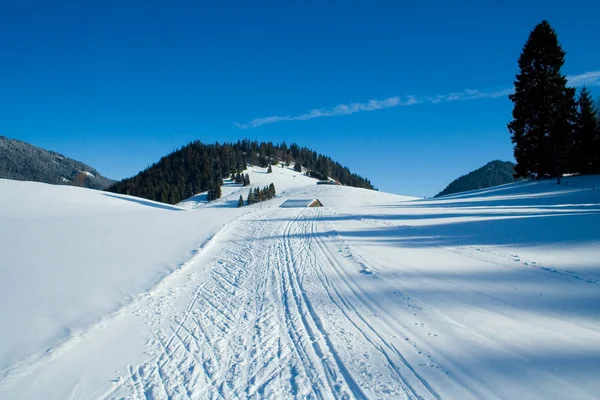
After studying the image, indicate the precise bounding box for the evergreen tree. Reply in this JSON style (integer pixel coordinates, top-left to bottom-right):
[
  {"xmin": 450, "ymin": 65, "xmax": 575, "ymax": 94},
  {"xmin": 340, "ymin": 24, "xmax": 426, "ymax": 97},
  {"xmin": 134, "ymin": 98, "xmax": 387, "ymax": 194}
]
[
  {"xmin": 269, "ymin": 182, "xmax": 276, "ymax": 198},
  {"xmin": 572, "ymin": 87, "xmax": 599, "ymax": 174},
  {"xmin": 237, "ymin": 195, "xmax": 244, "ymax": 208},
  {"xmin": 247, "ymin": 190, "xmax": 254, "ymax": 205},
  {"xmin": 267, "ymin": 164, "xmax": 273, "ymax": 174},
  {"xmin": 294, "ymin": 160, "xmax": 302, "ymax": 173},
  {"xmin": 243, "ymin": 173, "xmax": 251, "ymax": 186},
  {"xmin": 206, "ymin": 178, "xmax": 222, "ymax": 202},
  {"xmin": 508, "ymin": 20, "xmax": 576, "ymax": 183},
  {"xmin": 596, "ymin": 99, "xmax": 600, "ymax": 173},
  {"xmin": 214, "ymin": 179, "xmax": 222, "ymax": 199}
]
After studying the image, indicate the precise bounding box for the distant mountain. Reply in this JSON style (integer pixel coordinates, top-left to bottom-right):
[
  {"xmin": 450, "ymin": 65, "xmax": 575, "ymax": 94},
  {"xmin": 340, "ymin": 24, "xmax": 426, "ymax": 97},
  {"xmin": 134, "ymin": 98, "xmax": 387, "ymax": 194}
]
[
  {"xmin": 0, "ymin": 136, "xmax": 114, "ymax": 190},
  {"xmin": 107, "ymin": 140, "xmax": 375, "ymax": 204},
  {"xmin": 435, "ymin": 160, "xmax": 516, "ymax": 197}
]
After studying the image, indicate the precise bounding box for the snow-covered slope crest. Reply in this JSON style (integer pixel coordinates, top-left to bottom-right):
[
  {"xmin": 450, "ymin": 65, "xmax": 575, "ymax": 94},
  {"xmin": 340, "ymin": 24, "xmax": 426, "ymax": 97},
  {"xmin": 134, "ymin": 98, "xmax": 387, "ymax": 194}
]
[{"xmin": 178, "ymin": 164, "xmax": 415, "ymax": 209}]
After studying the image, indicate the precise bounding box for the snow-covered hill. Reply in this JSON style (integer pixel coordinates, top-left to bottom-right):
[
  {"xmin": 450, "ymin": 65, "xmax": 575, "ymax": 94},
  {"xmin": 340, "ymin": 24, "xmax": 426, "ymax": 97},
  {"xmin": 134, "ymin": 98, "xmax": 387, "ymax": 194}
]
[
  {"xmin": 177, "ymin": 164, "xmax": 414, "ymax": 209},
  {"xmin": 1, "ymin": 171, "xmax": 599, "ymax": 399}
]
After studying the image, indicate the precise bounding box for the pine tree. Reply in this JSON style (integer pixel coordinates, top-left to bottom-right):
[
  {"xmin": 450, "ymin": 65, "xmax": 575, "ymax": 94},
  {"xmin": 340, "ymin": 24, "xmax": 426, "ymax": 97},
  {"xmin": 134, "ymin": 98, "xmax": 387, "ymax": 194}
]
[
  {"xmin": 237, "ymin": 195, "xmax": 244, "ymax": 208},
  {"xmin": 247, "ymin": 190, "xmax": 253, "ymax": 205},
  {"xmin": 269, "ymin": 183, "xmax": 276, "ymax": 198},
  {"xmin": 294, "ymin": 160, "xmax": 302, "ymax": 173},
  {"xmin": 206, "ymin": 178, "xmax": 221, "ymax": 202},
  {"xmin": 572, "ymin": 87, "xmax": 599, "ymax": 174},
  {"xmin": 214, "ymin": 179, "xmax": 222, "ymax": 199},
  {"xmin": 267, "ymin": 165, "xmax": 273, "ymax": 174},
  {"xmin": 244, "ymin": 173, "xmax": 251, "ymax": 186},
  {"xmin": 596, "ymin": 98, "xmax": 600, "ymax": 173},
  {"xmin": 508, "ymin": 20, "xmax": 576, "ymax": 183}
]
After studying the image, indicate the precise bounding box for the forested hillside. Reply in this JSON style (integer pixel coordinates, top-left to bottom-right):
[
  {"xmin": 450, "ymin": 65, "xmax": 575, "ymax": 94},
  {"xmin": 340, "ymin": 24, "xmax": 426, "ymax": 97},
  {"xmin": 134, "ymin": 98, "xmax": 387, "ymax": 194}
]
[
  {"xmin": 107, "ymin": 140, "xmax": 374, "ymax": 204},
  {"xmin": 0, "ymin": 136, "xmax": 114, "ymax": 190},
  {"xmin": 435, "ymin": 160, "xmax": 516, "ymax": 197}
]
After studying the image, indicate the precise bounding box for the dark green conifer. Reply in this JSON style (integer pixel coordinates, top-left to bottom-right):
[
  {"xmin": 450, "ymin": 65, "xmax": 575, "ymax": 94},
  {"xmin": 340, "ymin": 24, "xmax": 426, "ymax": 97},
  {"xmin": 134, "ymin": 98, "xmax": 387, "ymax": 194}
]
[
  {"xmin": 508, "ymin": 20, "xmax": 576, "ymax": 183},
  {"xmin": 573, "ymin": 87, "xmax": 599, "ymax": 174}
]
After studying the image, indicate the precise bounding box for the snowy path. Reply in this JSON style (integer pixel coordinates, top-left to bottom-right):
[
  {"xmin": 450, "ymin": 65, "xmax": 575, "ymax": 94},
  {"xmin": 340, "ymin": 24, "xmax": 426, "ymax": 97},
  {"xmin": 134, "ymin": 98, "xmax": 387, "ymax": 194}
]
[{"xmin": 102, "ymin": 208, "xmax": 448, "ymax": 400}]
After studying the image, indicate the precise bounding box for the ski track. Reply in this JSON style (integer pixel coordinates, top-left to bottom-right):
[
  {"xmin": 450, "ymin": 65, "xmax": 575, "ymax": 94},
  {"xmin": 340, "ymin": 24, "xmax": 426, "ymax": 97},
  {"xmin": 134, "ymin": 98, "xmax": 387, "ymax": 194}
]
[{"xmin": 105, "ymin": 207, "xmax": 443, "ymax": 400}]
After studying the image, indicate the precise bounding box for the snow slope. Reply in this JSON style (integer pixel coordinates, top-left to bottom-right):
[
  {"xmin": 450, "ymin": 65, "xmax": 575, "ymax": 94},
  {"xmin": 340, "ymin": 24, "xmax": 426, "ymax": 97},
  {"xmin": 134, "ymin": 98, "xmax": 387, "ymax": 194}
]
[
  {"xmin": 178, "ymin": 165, "xmax": 415, "ymax": 210},
  {"xmin": 0, "ymin": 180, "xmax": 247, "ymax": 376},
  {"xmin": 1, "ymin": 170, "xmax": 599, "ymax": 399}
]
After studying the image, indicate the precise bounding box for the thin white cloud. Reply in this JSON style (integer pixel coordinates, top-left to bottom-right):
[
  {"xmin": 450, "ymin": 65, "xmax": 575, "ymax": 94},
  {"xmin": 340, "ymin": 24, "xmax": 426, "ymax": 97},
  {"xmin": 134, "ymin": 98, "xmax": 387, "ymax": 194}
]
[
  {"xmin": 236, "ymin": 70, "xmax": 600, "ymax": 128},
  {"xmin": 567, "ymin": 71, "xmax": 600, "ymax": 87}
]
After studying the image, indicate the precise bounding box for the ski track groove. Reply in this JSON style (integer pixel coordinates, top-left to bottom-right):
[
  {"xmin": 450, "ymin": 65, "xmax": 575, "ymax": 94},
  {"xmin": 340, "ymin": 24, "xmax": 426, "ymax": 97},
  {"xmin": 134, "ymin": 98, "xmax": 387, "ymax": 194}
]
[
  {"xmin": 280, "ymin": 210, "xmax": 367, "ymax": 400},
  {"xmin": 309, "ymin": 215, "xmax": 440, "ymax": 400},
  {"xmin": 107, "ymin": 207, "xmax": 435, "ymax": 399}
]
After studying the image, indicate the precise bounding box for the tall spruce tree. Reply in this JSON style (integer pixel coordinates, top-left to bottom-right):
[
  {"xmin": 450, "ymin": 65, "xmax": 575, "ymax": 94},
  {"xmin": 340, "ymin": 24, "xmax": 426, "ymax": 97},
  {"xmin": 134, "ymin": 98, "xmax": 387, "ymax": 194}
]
[
  {"xmin": 596, "ymin": 98, "xmax": 600, "ymax": 173},
  {"xmin": 237, "ymin": 195, "xmax": 244, "ymax": 208},
  {"xmin": 214, "ymin": 179, "xmax": 222, "ymax": 199},
  {"xmin": 573, "ymin": 87, "xmax": 599, "ymax": 174},
  {"xmin": 269, "ymin": 183, "xmax": 276, "ymax": 197},
  {"xmin": 206, "ymin": 178, "xmax": 221, "ymax": 202},
  {"xmin": 508, "ymin": 20, "xmax": 576, "ymax": 183}
]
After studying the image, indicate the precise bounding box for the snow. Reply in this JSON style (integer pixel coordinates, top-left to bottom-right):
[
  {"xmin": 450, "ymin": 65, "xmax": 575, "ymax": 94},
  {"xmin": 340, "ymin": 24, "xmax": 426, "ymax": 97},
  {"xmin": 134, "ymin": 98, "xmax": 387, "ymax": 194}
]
[
  {"xmin": 0, "ymin": 179, "xmax": 248, "ymax": 381},
  {"xmin": 178, "ymin": 164, "xmax": 322, "ymax": 209},
  {"xmin": 1, "ymin": 171, "xmax": 599, "ymax": 399},
  {"xmin": 79, "ymin": 170, "xmax": 95, "ymax": 178}
]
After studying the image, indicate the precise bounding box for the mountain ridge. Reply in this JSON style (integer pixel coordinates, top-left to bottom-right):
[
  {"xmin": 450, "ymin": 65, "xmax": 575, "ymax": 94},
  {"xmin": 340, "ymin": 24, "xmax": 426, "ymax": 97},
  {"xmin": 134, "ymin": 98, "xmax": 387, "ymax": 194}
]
[
  {"xmin": 435, "ymin": 160, "xmax": 516, "ymax": 197},
  {"xmin": 0, "ymin": 135, "xmax": 114, "ymax": 190}
]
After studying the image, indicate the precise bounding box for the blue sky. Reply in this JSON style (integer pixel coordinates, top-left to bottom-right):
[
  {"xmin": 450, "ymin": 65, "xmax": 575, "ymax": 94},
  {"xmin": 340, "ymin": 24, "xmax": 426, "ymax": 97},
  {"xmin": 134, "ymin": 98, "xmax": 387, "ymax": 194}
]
[{"xmin": 1, "ymin": 1, "xmax": 599, "ymax": 197}]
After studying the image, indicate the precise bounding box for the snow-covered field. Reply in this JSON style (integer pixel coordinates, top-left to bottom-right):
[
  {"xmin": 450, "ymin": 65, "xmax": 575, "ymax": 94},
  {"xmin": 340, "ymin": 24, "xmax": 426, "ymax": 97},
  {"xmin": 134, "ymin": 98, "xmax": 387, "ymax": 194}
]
[{"xmin": 1, "ymin": 166, "xmax": 599, "ymax": 399}]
